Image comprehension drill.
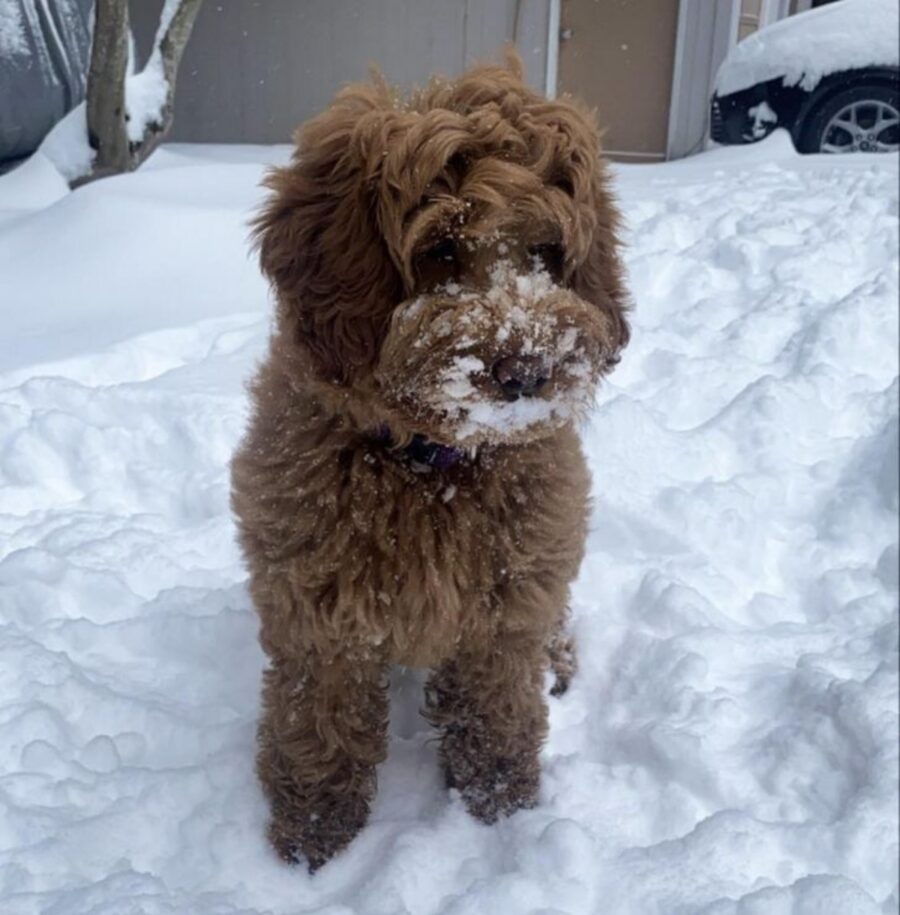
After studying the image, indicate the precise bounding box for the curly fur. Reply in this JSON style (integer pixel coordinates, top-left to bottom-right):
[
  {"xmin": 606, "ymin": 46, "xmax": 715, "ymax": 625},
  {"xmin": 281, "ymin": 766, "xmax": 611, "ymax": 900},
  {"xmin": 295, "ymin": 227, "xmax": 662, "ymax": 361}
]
[{"xmin": 231, "ymin": 53, "xmax": 630, "ymax": 870}]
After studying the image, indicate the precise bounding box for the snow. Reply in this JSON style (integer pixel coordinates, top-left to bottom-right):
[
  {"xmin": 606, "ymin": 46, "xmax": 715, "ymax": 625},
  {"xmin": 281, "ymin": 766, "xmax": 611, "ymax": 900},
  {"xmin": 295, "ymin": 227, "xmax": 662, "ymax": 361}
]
[
  {"xmin": 715, "ymin": 0, "xmax": 900, "ymax": 97},
  {"xmin": 36, "ymin": 102, "xmax": 95, "ymax": 184},
  {"xmin": 0, "ymin": 144, "xmax": 288, "ymax": 375},
  {"xmin": 746, "ymin": 101, "xmax": 777, "ymax": 140},
  {"xmin": 0, "ymin": 152, "xmax": 69, "ymax": 214},
  {"xmin": 0, "ymin": 133, "xmax": 897, "ymax": 914},
  {"xmin": 126, "ymin": 57, "xmax": 169, "ymax": 145}
]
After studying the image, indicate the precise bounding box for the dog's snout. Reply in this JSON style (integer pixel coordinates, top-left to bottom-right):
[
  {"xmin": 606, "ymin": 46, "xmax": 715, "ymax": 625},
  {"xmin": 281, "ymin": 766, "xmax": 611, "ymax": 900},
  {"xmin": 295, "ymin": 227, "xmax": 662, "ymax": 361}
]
[{"xmin": 491, "ymin": 355, "xmax": 550, "ymax": 399}]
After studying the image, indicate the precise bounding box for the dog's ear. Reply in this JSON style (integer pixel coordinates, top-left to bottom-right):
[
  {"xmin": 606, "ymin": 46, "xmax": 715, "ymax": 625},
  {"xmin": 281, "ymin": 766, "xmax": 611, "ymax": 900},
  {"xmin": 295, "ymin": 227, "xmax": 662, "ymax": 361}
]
[
  {"xmin": 253, "ymin": 86, "xmax": 402, "ymax": 382},
  {"xmin": 569, "ymin": 162, "xmax": 631, "ymax": 356},
  {"xmin": 532, "ymin": 96, "xmax": 631, "ymax": 357}
]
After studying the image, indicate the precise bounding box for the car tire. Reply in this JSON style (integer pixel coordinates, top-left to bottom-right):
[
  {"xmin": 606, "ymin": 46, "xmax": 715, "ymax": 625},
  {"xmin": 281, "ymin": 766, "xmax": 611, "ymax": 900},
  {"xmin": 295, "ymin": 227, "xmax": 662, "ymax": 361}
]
[{"xmin": 798, "ymin": 81, "xmax": 900, "ymax": 154}]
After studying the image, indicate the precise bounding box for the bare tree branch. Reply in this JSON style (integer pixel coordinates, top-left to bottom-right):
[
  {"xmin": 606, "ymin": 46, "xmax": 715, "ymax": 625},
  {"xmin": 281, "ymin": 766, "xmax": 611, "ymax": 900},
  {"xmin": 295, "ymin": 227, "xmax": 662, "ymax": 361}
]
[{"xmin": 84, "ymin": 0, "xmax": 130, "ymax": 179}]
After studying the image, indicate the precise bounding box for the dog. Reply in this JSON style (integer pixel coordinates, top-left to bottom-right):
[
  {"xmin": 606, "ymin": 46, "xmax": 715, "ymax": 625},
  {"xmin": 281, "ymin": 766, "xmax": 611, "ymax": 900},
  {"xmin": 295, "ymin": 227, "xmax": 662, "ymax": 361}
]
[{"xmin": 231, "ymin": 53, "xmax": 630, "ymax": 871}]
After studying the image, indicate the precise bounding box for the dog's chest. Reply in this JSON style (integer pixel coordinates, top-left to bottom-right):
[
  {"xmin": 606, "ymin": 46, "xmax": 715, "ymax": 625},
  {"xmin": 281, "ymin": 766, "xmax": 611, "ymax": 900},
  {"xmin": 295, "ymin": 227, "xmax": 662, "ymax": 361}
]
[
  {"xmin": 253, "ymin": 430, "xmax": 589, "ymax": 666},
  {"xmin": 342, "ymin": 450, "xmax": 543, "ymax": 664}
]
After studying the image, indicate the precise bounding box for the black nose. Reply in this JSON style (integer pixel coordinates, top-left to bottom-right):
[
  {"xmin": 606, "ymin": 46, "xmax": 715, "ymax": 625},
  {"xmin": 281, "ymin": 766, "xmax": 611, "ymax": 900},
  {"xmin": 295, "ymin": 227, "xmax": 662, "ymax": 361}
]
[{"xmin": 492, "ymin": 355, "xmax": 550, "ymax": 399}]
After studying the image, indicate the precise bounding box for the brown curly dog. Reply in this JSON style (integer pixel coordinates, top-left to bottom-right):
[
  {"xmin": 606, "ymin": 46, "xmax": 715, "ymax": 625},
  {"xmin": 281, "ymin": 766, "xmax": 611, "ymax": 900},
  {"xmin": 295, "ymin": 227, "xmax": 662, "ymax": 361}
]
[{"xmin": 231, "ymin": 54, "xmax": 630, "ymax": 871}]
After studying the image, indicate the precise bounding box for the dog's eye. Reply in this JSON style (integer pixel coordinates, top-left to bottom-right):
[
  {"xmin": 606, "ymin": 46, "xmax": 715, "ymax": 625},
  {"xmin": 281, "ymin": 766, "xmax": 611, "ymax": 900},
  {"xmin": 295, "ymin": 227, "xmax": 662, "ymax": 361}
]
[
  {"xmin": 422, "ymin": 238, "xmax": 458, "ymax": 263},
  {"xmin": 528, "ymin": 243, "xmax": 565, "ymax": 278},
  {"xmin": 552, "ymin": 174, "xmax": 576, "ymax": 197},
  {"xmin": 414, "ymin": 237, "xmax": 461, "ymax": 290}
]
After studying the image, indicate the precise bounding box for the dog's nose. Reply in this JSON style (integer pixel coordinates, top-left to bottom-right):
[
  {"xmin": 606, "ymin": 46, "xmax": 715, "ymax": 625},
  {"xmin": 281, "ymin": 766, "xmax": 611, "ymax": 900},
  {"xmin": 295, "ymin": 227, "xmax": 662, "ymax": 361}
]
[{"xmin": 492, "ymin": 355, "xmax": 550, "ymax": 398}]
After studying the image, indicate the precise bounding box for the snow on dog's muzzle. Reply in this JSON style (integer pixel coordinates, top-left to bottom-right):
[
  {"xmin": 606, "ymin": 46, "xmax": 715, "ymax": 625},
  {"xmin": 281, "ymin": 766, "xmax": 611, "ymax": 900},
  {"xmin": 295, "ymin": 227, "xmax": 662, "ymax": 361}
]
[{"xmin": 376, "ymin": 267, "xmax": 620, "ymax": 447}]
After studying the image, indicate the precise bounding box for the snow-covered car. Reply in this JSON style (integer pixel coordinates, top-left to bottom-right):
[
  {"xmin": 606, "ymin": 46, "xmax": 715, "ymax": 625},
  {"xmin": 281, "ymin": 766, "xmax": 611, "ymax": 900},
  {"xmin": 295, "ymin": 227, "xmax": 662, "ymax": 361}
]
[{"xmin": 711, "ymin": 0, "xmax": 899, "ymax": 153}]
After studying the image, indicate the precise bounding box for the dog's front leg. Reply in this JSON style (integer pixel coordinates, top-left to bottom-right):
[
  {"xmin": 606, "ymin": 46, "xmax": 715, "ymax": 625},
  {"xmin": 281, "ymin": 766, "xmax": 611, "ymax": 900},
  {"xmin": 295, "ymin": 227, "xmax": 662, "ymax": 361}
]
[
  {"xmin": 256, "ymin": 649, "xmax": 388, "ymax": 871},
  {"xmin": 426, "ymin": 631, "xmax": 548, "ymax": 823}
]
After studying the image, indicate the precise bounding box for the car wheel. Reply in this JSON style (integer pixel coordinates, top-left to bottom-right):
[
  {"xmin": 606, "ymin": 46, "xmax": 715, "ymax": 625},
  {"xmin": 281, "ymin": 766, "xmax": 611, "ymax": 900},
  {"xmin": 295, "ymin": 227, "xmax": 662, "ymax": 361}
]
[{"xmin": 799, "ymin": 83, "xmax": 899, "ymax": 154}]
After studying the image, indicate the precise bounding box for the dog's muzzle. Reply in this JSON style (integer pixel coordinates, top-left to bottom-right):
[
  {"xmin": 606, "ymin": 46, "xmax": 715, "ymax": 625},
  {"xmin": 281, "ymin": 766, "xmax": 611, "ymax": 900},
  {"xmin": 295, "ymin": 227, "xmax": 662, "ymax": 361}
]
[{"xmin": 376, "ymin": 275, "xmax": 619, "ymax": 446}]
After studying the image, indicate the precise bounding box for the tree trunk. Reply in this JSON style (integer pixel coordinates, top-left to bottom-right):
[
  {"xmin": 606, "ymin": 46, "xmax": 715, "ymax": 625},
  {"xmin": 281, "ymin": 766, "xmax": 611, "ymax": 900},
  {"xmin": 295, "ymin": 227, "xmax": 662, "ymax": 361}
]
[
  {"xmin": 78, "ymin": 0, "xmax": 204, "ymax": 186},
  {"xmin": 85, "ymin": 0, "xmax": 130, "ymax": 179}
]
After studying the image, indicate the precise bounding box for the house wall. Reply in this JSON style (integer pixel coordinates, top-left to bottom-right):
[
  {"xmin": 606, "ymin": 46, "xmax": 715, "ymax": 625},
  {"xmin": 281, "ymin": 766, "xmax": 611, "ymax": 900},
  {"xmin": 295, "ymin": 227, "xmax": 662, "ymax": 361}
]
[
  {"xmin": 741, "ymin": 0, "xmax": 793, "ymax": 38},
  {"xmin": 557, "ymin": 0, "xmax": 680, "ymax": 162},
  {"xmin": 554, "ymin": 0, "xmax": 743, "ymax": 163},
  {"xmin": 131, "ymin": 0, "xmax": 551, "ymax": 145},
  {"xmin": 739, "ymin": 0, "xmax": 763, "ymax": 41},
  {"xmin": 667, "ymin": 0, "xmax": 741, "ymax": 159}
]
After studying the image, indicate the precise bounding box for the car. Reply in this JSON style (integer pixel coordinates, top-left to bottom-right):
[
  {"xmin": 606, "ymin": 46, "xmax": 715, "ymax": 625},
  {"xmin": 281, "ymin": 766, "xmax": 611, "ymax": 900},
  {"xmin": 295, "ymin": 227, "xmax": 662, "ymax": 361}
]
[{"xmin": 711, "ymin": 0, "xmax": 899, "ymax": 154}]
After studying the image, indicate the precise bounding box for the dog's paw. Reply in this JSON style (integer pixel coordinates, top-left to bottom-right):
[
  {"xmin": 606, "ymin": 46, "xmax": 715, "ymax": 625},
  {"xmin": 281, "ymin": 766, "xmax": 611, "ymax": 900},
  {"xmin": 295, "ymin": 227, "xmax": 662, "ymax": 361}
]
[
  {"xmin": 549, "ymin": 669, "xmax": 572, "ymax": 697},
  {"xmin": 268, "ymin": 792, "xmax": 370, "ymax": 872},
  {"xmin": 451, "ymin": 755, "xmax": 540, "ymax": 824},
  {"xmin": 547, "ymin": 634, "xmax": 577, "ymax": 698}
]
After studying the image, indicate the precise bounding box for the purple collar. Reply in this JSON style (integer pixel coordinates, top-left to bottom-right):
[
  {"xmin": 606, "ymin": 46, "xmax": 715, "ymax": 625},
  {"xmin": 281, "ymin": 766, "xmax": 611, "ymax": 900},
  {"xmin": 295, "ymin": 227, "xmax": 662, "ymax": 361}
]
[{"xmin": 374, "ymin": 426, "xmax": 466, "ymax": 471}]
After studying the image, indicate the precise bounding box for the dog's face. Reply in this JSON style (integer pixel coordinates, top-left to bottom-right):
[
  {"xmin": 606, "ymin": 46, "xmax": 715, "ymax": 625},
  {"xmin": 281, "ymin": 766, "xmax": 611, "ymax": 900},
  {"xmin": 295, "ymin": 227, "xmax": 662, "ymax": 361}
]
[
  {"xmin": 255, "ymin": 60, "xmax": 629, "ymax": 447},
  {"xmin": 378, "ymin": 215, "xmax": 621, "ymax": 447}
]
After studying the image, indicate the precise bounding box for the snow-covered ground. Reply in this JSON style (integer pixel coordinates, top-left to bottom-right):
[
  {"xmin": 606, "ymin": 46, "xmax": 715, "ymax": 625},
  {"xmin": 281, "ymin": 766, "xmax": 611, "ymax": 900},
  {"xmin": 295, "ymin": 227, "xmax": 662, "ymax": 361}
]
[{"xmin": 0, "ymin": 132, "xmax": 897, "ymax": 915}]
